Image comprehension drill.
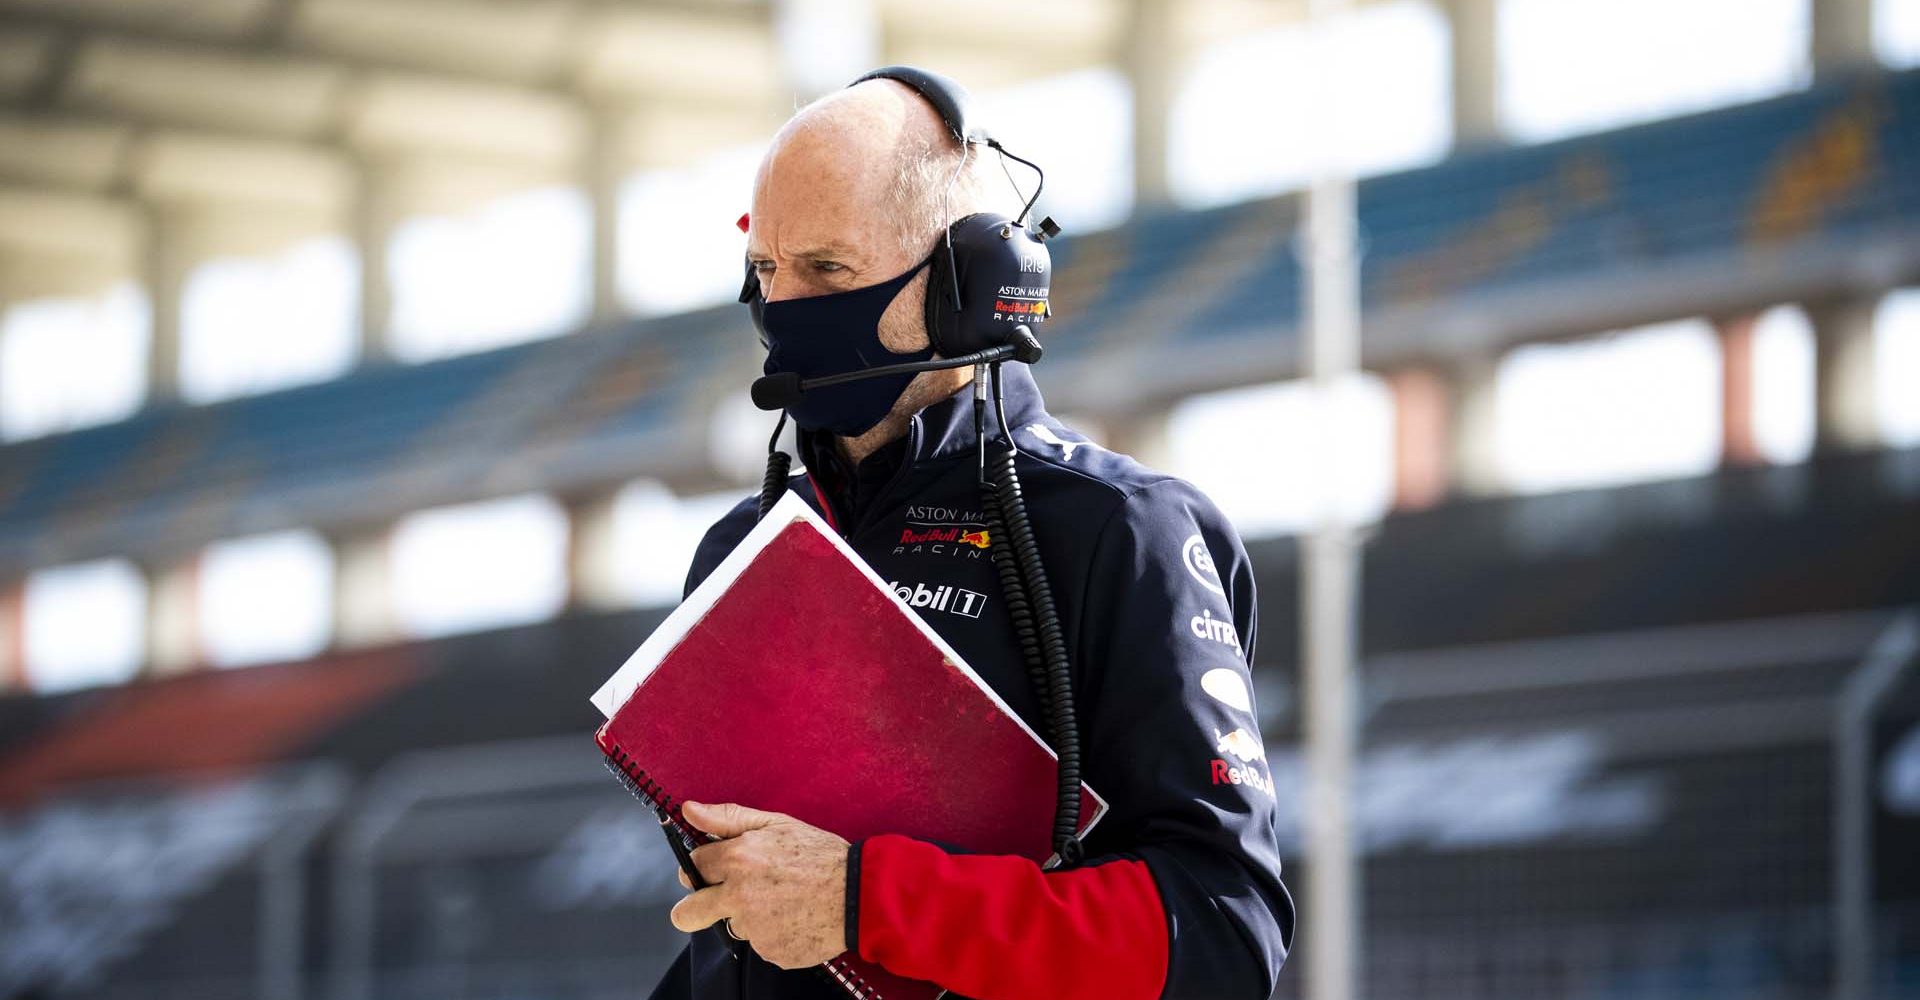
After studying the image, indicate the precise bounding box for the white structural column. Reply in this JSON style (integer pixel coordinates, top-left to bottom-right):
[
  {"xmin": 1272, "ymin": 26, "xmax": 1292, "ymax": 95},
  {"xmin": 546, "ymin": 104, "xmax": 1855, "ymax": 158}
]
[
  {"xmin": 586, "ymin": 111, "xmax": 627, "ymax": 327},
  {"xmin": 333, "ymin": 528, "xmax": 398, "ymax": 648},
  {"xmin": 1123, "ymin": 0, "xmax": 1180, "ymax": 209},
  {"xmin": 141, "ymin": 204, "xmax": 191, "ymax": 405},
  {"xmin": 146, "ymin": 555, "xmax": 202, "ymax": 676},
  {"xmin": 1811, "ymin": 296, "xmax": 1882, "ymax": 453},
  {"xmin": 352, "ymin": 158, "xmax": 395, "ymax": 367},
  {"xmin": 566, "ymin": 489, "xmax": 626, "ymax": 611},
  {"xmin": 1301, "ymin": 1, "xmax": 1363, "ymax": 999},
  {"xmin": 1447, "ymin": 0, "xmax": 1502, "ymax": 149},
  {"xmin": 1812, "ymin": 0, "xmax": 1877, "ymax": 80},
  {"xmin": 1447, "ymin": 356, "xmax": 1505, "ymax": 496}
]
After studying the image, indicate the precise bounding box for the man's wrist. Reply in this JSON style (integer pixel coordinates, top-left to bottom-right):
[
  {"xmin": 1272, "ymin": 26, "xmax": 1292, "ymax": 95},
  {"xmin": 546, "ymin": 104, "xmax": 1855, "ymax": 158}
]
[{"xmin": 844, "ymin": 839, "xmax": 864, "ymax": 956}]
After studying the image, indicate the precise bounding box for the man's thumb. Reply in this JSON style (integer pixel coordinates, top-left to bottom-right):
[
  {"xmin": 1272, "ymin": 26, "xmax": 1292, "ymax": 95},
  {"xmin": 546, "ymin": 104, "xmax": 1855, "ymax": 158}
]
[{"xmin": 681, "ymin": 801, "xmax": 779, "ymax": 837}]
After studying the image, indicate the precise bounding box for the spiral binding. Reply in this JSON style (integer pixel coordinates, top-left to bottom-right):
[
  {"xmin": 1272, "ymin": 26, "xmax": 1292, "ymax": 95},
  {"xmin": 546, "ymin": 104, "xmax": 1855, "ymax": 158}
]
[
  {"xmin": 602, "ymin": 742, "xmax": 893, "ymax": 999},
  {"xmin": 601, "ymin": 744, "xmax": 696, "ymax": 849},
  {"xmin": 821, "ymin": 955, "xmax": 884, "ymax": 1000}
]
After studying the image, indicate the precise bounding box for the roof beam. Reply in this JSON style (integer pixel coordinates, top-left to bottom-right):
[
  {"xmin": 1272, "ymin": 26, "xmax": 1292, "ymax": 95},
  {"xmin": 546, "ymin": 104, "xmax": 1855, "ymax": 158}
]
[
  {"xmin": 14, "ymin": 22, "xmax": 78, "ymax": 111},
  {"xmin": 0, "ymin": 1, "xmax": 774, "ymax": 102},
  {"xmin": 0, "ymin": 26, "xmax": 778, "ymax": 161}
]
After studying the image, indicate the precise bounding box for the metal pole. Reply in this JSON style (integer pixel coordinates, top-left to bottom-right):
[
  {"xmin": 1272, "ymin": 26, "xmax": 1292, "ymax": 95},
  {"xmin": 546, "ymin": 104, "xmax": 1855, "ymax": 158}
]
[
  {"xmin": 1301, "ymin": 2, "xmax": 1362, "ymax": 999},
  {"xmin": 332, "ymin": 736, "xmax": 609, "ymax": 1000},
  {"xmin": 259, "ymin": 766, "xmax": 351, "ymax": 1000},
  {"xmin": 1834, "ymin": 611, "xmax": 1918, "ymax": 1000}
]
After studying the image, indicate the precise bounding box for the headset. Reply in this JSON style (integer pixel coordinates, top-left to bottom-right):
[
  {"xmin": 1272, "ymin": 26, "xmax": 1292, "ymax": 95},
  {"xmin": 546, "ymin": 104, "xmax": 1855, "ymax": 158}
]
[
  {"xmin": 739, "ymin": 65, "xmax": 1060, "ymax": 362},
  {"xmin": 739, "ymin": 66, "xmax": 1088, "ymax": 874}
]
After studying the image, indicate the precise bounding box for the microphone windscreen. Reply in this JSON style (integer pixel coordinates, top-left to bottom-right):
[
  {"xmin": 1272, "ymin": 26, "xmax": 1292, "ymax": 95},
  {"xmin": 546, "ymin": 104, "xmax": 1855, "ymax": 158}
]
[
  {"xmin": 1009, "ymin": 325, "xmax": 1044, "ymax": 364},
  {"xmin": 751, "ymin": 372, "xmax": 804, "ymax": 411}
]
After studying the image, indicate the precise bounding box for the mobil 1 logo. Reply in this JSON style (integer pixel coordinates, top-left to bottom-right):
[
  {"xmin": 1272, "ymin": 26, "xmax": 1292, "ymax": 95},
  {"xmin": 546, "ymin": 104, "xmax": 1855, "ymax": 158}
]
[{"xmin": 887, "ymin": 579, "xmax": 988, "ymax": 619}]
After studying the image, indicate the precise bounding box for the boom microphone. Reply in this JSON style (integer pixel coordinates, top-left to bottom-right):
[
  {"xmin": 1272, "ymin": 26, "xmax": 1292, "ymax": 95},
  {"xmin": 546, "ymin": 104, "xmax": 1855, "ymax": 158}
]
[
  {"xmin": 750, "ymin": 372, "xmax": 804, "ymax": 410},
  {"xmin": 751, "ymin": 326, "xmax": 1042, "ymax": 412}
]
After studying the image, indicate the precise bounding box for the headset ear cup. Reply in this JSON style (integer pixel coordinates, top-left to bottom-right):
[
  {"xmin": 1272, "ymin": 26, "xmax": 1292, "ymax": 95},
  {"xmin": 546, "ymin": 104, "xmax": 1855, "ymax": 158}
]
[{"xmin": 939, "ymin": 213, "xmax": 1049, "ymax": 358}]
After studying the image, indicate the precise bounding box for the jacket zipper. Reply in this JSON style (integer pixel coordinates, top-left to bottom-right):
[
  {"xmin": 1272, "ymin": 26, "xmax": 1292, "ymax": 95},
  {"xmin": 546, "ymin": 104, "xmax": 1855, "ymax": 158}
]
[{"xmin": 843, "ymin": 417, "xmax": 925, "ymax": 541}]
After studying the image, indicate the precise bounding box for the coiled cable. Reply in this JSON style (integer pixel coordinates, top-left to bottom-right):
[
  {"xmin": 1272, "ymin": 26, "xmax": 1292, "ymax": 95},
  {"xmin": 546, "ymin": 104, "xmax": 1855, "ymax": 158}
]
[
  {"xmin": 984, "ymin": 362, "xmax": 1084, "ymax": 865},
  {"xmin": 757, "ymin": 412, "xmax": 791, "ymax": 519}
]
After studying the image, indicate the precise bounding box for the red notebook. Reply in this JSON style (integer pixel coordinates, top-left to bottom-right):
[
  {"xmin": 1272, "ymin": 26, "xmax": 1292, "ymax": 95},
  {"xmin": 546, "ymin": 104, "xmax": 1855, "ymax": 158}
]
[{"xmin": 591, "ymin": 492, "xmax": 1106, "ymax": 1000}]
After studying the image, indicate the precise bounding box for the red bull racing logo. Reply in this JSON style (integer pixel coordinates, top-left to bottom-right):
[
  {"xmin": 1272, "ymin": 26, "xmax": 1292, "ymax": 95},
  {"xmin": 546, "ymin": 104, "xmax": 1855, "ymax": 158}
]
[
  {"xmin": 992, "ymin": 299, "xmax": 1048, "ymax": 317},
  {"xmin": 1210, "ymin": 727, "xmax": 1274, "ymax": 798},
  {"xmin": 894, "ymin": 520, "xmax": 991, "ymax": 560},
  {"xmin": 991, "ymin": 283, "xmax": 1049, "ymax": 322},
  {"xmin": 898, "ymin": 526, "xmax": 991, "ymax": 548}
]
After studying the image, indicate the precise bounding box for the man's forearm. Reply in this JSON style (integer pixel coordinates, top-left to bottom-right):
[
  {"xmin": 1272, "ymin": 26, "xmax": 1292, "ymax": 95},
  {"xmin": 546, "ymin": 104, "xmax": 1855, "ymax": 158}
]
[{"xmin": 849, "ymin": 833, "xmax": 1169, "ymax": 1000}]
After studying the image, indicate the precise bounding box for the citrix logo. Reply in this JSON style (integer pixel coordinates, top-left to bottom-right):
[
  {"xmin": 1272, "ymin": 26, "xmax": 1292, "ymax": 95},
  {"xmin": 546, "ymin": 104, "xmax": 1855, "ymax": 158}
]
[
  {"xmin": 1189, "ymin": 608, "xmax": 1239, "ymax": 650},
  {"xmin": 887, "ymin": 580, "xmax": 987, "ymax": 619}
]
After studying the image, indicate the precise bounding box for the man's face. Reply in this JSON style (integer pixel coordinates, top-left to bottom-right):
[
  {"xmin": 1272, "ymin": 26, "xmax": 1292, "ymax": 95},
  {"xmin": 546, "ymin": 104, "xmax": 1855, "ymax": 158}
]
[{"xmin": 743, "ymin": 122, "xmax": 933, "ymax": 354}]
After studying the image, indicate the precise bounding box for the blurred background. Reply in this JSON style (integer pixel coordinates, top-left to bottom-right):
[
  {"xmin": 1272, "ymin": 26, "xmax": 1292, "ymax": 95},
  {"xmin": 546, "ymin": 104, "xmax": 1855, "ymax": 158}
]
[{"xmin": 0, "ymin": 0, "xmax": 1917, "ymax": 998}]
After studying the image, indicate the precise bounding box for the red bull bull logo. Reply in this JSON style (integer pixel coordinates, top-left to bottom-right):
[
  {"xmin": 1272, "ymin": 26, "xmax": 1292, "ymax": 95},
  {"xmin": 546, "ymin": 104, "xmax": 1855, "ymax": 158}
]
[
  {"xmin": 958, "ymin": 530, "xmax": 991, "ymax": 549},
  {"xmin": 1214, "ymin": 727, "xmax": 1266, "ymax": 763}
]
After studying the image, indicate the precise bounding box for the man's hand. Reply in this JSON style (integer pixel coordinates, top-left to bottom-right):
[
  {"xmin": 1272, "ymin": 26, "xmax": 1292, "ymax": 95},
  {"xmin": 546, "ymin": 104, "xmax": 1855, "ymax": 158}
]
[{"xmin": 668, "ymin": 801, "xmax": 851, "ymax": 970}]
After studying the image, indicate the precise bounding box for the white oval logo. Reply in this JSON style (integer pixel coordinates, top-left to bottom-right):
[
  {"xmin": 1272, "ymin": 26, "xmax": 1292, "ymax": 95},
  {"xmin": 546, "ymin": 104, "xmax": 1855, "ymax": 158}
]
[
  {"xmin": 1182, "ymin": 534, "xmax": 1225, "ymax": 596},
  {"xmin": 1201, "ymin": 668, "xmax": 1252, "ymax": 712}
]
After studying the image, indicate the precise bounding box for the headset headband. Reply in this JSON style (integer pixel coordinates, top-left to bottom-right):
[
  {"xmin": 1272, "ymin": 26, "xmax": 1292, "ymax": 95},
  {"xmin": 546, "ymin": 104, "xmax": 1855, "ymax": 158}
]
[{"xmin": 849, "ymin": 65, "xmax": 994, "ymax": 146}]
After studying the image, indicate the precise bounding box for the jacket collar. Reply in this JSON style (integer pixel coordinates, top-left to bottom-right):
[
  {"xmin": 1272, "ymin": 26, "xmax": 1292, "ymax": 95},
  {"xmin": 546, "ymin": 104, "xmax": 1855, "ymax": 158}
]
[{"xmin": 796, "ymin": 362, "xmax": 1050, "ymax": 473}]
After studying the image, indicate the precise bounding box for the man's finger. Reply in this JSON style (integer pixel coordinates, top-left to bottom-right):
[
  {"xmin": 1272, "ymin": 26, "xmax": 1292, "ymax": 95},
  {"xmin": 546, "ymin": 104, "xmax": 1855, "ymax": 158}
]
[
  {"xmin": 676, "ymin": 867, "xmax": 692, "ymax": 890},
  {"xmin": 681, "ymin": 801, "xmax": 784, "ymax": 838},
  {"xmin": 669, "ymin": 885, "xmax": 731, "ymax": 934},
  {"xmin": 688, "ymin": 839, "xmax": 738, "ymax": 882}
]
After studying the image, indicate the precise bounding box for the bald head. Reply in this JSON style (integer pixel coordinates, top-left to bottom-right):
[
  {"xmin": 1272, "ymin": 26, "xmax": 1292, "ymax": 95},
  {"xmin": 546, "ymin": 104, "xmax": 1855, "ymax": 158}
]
[
  {"xmin": 743, "ymin": 77, "xmax": 1017, "ymax": 462},
  {"xmin": 746, "ymin": 79, "xmax": 1012, "ymax": 302}
]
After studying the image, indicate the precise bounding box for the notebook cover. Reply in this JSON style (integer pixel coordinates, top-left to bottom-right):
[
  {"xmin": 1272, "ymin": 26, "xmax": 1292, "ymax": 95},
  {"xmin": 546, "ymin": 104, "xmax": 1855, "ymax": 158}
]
[{"xmin": 592, "ymin": 492, "xmax": 1105, "ymax": 1000}]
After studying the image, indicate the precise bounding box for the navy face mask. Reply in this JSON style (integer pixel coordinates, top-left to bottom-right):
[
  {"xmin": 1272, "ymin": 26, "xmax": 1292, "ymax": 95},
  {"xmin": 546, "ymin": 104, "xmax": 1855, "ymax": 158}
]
[{"xmin": 754, "ymin": 256, "xmax": 936, "ymax": 438}]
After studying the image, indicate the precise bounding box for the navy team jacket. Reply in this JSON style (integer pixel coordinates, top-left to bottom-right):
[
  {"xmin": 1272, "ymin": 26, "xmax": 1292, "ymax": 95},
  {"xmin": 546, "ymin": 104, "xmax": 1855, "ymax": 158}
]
[{"xmin": 649, "ymin": 364, "xmax": 1294, "ymax": 1000}]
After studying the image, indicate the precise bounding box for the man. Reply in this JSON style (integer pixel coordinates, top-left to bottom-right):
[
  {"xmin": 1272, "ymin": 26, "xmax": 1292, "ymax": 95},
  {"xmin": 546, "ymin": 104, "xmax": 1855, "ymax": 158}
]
[{"xmin": 652, "ymin": 74, "xmax": 1293, "ymax": 1000}]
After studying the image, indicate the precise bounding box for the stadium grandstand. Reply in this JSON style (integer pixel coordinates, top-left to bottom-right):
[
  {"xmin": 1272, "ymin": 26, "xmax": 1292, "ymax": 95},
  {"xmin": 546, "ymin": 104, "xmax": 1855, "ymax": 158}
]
[{"xmin": 0, "ymin": 0, "xmax": 1918, "ymax": 999}]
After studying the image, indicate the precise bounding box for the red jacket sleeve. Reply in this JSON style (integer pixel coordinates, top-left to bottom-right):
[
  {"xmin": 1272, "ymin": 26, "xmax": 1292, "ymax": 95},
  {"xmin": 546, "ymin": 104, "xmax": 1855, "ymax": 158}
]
[{"xmin": 851, "ymin": 833, "xmax": 1170, "ymax": 1000}]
